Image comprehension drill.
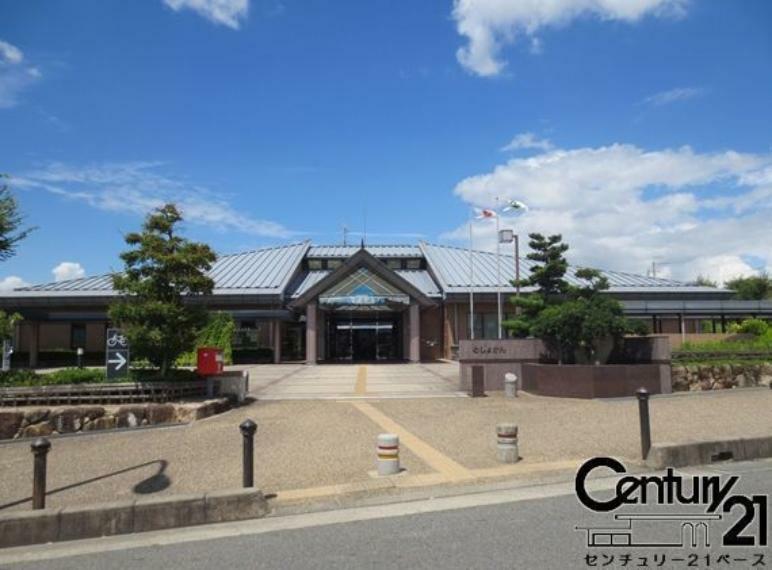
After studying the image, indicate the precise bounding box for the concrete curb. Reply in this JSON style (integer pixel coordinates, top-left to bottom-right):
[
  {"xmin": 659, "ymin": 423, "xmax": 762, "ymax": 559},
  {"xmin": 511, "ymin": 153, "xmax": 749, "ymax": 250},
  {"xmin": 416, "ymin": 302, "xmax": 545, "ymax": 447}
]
[
  {"xmin": 646, "ymin": 435, "xmax": 772, "ymax": 469},
  {"xmin": 0, "ymin": 488, "xmax": 269, "ymax": 548}
]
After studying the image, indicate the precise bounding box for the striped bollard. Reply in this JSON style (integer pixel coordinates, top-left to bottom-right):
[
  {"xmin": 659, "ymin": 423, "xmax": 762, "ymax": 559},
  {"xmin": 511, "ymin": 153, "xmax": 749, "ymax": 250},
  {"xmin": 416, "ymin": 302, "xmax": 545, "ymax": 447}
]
[
  {"xmin": 377, "ymin": 433, "xmax": 400, "ymax": 476},
  {"xmin": 496, "ymin": 423, "xmax": 519, "ymax": 464}
]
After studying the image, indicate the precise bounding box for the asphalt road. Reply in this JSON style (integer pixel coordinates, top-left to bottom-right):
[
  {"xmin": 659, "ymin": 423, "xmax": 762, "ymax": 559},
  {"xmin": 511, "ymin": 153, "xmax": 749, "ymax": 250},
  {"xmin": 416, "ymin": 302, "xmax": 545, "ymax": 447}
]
[{"xmin": 3, "ymin": 460, "xmax": 770, "ymax": 570}]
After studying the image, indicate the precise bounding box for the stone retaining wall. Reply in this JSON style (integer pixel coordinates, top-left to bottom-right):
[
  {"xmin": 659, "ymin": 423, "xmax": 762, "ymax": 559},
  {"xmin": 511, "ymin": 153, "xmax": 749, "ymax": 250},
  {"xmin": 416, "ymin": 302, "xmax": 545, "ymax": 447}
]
[
  {"xmin": 672, "ymin": 362, "xmax": 772, "ymax": 391},
  {"xmin": 0, "ymin": 399, "xmax": 231, "ymax": 440}
]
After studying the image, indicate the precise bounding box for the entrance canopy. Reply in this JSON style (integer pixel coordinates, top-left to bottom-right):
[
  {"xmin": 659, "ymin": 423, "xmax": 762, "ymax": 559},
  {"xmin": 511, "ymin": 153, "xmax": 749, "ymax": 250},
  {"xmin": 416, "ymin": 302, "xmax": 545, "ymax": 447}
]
[
  {"xmin": 319, "ymin": 267, "xmax": 410, "ymax": 311},
  {"xmin": 289, "ymin": 248, "xmax": 436, "ymax": 311}
]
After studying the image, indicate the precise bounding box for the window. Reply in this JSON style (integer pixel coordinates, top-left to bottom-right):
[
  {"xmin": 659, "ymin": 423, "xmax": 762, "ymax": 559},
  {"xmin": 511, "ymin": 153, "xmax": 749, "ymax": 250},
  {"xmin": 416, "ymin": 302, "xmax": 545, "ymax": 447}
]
[
  {"xmin": 405, "ymin": 259, "xmax": 422, "ymax": 269},
  {"xmin": 308, "ymin": 259, "xmax": 323, "ymax": 270},
  {"xmin": 70, "ymin": 324, "xmax": 87, "ymax": 349},
  {"xmin": 326, "ymin": 259, "xmax": 342, "ymax": 269},
  {"xmin": 473, "ymin": 313, "xmax": 499, "ymax": 339},
  {"xmin": 386, "ymin": 259, "xmax": 402, "ymax": 270}
]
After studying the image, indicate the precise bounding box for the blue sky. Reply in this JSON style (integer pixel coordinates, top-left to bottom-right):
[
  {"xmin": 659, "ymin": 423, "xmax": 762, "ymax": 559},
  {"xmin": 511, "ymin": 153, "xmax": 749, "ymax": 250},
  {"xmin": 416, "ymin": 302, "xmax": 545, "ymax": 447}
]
[{"xmin": 0, "ymin": 0, "xmax": 771, "ymax": 286}]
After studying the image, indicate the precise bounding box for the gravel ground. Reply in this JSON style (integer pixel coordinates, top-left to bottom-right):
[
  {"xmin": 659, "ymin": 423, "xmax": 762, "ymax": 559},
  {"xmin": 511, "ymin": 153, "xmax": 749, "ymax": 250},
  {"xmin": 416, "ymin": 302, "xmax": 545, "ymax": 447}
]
[
  {"xmin": 0, "ymin": 399, "xmax": 430, "ymax": 512},
  {"xmin": 0, "ymin": 384, "xmax": 770, "ymax": 513},
  {"xmin": 371, "ymin": 388, "xmax": 772, "ymax": 469}
]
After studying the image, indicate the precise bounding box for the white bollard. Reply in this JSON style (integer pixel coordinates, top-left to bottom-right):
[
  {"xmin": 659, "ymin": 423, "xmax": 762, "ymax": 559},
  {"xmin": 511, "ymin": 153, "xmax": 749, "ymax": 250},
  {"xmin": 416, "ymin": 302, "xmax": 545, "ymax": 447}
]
[
  {"xmin": 496, "ymin": 423, "xmax": 519, "ymax": 463},
  {"xmin": 377, "ymin": 433, "xmax": 400, "ymax": 476},
  {"xmin": 504, "ymin": 373, "xmax": 518, "ymax": 398}
]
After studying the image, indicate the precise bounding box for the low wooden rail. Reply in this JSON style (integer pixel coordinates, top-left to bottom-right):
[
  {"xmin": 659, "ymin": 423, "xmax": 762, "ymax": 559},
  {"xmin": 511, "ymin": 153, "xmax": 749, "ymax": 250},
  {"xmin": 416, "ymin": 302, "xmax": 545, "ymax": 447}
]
[{"xmin": 0, "ymin": 381, "xmax": 208, "ymax": 407}]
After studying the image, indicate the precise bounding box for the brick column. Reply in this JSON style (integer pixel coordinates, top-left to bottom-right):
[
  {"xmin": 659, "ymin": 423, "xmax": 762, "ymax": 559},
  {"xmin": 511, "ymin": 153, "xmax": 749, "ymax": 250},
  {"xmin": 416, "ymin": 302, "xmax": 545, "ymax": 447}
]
[
  {"xmin": 305, "ymin": 302, "xmax": 317, "ymax": 365},
  {"xmin": 273, "ymin": 320, "xmax": 282, "ymax": 363},
  {"xmin": 409, "ymin": 302, "xmax": 420, "ymax": 363}
]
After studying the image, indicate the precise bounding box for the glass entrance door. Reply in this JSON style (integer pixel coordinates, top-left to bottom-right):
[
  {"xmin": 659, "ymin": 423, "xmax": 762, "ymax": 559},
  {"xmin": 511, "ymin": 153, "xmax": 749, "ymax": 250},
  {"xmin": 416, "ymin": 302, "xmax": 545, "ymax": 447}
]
[{"xmin": 326, "ymin": 314, "xmax": 401, "ymax": 361}]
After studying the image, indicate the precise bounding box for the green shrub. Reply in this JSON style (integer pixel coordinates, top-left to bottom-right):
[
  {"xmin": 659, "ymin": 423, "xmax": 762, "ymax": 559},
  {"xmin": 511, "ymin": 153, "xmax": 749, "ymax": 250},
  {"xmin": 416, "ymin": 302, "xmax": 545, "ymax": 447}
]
[
  {"xmin": 729, "ymin": 318, "xmax": 769, "ymax": 336},
  {"xmin": 46, "ymin": 368, "xmax": 106, "ymax": 384},
  {"xmin": 177, "ymin": 312, "xmax": 236, "ymax": 367},
  {"xmin": 0, "ymin": 369, "xmax": 42, "ymax": 386},
  {"xmin": 679, "ymin": 328, "xmax": 772, "ymax": 355}
]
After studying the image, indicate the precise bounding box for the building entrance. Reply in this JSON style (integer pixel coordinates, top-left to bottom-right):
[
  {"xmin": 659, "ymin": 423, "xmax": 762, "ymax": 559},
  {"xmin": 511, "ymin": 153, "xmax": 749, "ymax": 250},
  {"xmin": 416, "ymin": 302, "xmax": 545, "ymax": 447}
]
[{"xmin": 326, "ymin": 313, "xmax": 402, "ymax": 361}]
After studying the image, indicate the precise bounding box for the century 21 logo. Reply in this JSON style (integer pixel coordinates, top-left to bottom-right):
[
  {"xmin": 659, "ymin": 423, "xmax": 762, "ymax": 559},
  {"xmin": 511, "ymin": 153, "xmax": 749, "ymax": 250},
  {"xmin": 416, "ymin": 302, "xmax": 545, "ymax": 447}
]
[{"xmin": 575, "ymin": 457, "xmax": 768, "ymax": 547}]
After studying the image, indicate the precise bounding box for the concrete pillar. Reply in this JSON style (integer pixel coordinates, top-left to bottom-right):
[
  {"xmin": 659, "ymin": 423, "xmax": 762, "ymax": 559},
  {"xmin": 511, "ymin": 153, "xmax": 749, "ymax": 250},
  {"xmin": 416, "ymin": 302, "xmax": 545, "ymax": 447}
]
[
  {"xmin": 305, "ymin": 302, "xmax": 317, "ymax": 365},
  {"xmin": 29, "ymin": 322, "xmax": 40, "ymax": 369},
  {"xmin": 317, "ymin": 312, "xmax": 325, "ymax": 362},
  {"xmin": 273, "ymin": 320, "xmax": 282, "ymax": 363},
  {"xmin": 409, "ymin": 302, "xmax": 420, "ymax": 363}
]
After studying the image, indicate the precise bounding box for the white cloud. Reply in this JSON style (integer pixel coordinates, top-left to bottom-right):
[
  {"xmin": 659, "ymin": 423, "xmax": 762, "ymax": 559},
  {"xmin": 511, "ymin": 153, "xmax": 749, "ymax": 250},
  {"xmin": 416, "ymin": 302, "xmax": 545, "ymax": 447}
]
[
  {"xmin": 163, "ymin": 0, "xmax": 249, "ymax": 29},
  {"xmin": 501, "ymin": 132, "xmax": 554, "ymax": 152},
  {"xmin": 643, "ymin": 86, "xmax": 706, "ymax": 106},
  {"xmin": 15, "ymin": 161, "xmax": 293, "ymax": 238},
  {"xmin": 0, "ymin": 276, "xmax": 29, "ymax": 291},
  {"xmin": 0, "ymin": 40, "xmax": 23, "ymax": 65},
  {"xmin": 0, "ymin": 39, "xmax": 42, "ymax": 108},
  {"xmin": 452, "ymin": 0, "xmax": 687, "ymax": 76},
  {"xmin": 447, "ymin": 141, "xmax": 772, "ymax": 285},
  {"xmin": 52, "ymin": 262, "xmax": 86, "ymax": 282}
]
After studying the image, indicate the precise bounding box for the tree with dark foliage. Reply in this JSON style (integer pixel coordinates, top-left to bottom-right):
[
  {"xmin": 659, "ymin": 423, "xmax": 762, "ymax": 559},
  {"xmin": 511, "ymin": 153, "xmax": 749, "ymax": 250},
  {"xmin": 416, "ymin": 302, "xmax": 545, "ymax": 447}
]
[{"xmin": 109, "ymin": 204, "xmax": 216, "ymax": 377}]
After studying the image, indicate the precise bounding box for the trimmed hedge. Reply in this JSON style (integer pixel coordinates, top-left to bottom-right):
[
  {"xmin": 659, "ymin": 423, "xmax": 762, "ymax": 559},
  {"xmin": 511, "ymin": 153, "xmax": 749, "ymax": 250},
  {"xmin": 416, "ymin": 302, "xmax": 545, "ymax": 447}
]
[
  {"xmin": 0, "ymin": 368, "xmax": 105, "ymax": 387},
  {"xmin": 0, "ymin": 367, "xmax": 200, "ymax": 387}
]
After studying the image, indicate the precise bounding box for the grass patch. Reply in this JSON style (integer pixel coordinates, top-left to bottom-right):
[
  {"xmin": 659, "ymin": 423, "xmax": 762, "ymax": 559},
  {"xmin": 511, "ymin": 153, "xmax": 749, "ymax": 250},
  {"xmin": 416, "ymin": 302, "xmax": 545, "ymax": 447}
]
[{"xmin": 673, "ymin": 358, "xmax": 771, "ymax": 367}]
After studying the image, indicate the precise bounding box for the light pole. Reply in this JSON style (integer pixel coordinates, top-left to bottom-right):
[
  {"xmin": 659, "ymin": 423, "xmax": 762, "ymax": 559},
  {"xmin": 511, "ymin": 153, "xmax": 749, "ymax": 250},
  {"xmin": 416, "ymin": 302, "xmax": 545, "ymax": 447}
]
[
  {"xmin": 499, "ymin": 199, "xmax": 528, "ymax": 331},
  {"xmin": 495, "ymin": 197, "xmax": 502, "ymax": 339}
]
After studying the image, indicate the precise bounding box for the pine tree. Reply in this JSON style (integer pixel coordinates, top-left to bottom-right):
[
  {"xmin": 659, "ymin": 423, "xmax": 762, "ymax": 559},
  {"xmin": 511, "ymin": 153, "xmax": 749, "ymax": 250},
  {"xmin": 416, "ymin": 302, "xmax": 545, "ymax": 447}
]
[
  {"xmin": 109, "ymin": 204, "xmax": 216, "ymax": 377},
  {"xmin": 503, "ymin": 233, "xmax": 569, "ymax": 337}
]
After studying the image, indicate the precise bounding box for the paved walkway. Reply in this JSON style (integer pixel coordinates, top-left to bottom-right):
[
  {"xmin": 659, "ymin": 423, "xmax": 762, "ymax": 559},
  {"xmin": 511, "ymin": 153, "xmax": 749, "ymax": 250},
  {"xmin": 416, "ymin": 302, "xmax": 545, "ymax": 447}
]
[
  {"xmin": 249, "ymin": 362, "xmax": 463, "ymax": 400},
  {"xmin": 1, "ymin": 386, "xmax": 770, "ymax": 513}
]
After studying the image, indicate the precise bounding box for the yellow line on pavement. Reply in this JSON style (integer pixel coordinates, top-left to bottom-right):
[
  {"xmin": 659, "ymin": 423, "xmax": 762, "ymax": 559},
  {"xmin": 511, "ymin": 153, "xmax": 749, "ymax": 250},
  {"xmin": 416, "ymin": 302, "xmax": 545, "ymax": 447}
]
[
  {"xmin": 350, "ymin": 401, "xmax": 473, "ymax": 480},
  {"xmin": 355, "ymin": 365, "xmax": 367, "ymax": 395},
  {"xmin": 274, "ymin": 459, "xmax": 585, "ymax": 503}
]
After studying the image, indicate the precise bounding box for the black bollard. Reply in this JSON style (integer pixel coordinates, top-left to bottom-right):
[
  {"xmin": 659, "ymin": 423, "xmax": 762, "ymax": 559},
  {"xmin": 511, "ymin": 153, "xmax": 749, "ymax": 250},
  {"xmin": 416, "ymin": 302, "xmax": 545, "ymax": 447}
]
[
  {"xmin": 239, "ymin": 419, "xmax": 257, "ymax": 488},
  {"xmin": 636, "ymin": 388, "xmax": 651, "ymax": 460},
  {"xmin": 31, "ymin": 437, "xmax": 51, "ymax": 509}
]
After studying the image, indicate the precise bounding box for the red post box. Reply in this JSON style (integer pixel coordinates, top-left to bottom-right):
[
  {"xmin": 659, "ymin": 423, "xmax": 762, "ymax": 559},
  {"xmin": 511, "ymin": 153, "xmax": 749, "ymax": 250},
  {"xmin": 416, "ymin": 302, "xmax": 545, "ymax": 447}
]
[{"xmin": 197, "ymin": 347, "xmax": 224, "ymax": 376}]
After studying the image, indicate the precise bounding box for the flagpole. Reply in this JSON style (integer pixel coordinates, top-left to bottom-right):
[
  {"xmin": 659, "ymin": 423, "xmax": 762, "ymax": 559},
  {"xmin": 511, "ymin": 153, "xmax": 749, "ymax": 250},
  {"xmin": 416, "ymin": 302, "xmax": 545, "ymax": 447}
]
[
  {"xmin": 468, "ymin": 210, "xmax": 475, "ymax": 340},
  {"xmin": 496, "ymin": 197, "xmax": 502, "ymax": 339}
]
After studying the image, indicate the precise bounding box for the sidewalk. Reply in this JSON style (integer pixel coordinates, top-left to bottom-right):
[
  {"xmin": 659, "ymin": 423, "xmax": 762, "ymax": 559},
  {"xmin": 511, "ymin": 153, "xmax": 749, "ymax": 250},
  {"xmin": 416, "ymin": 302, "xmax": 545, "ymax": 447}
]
[{"xmin": 1, "ymin": 386, "xmax": 770, "ymax": 513}]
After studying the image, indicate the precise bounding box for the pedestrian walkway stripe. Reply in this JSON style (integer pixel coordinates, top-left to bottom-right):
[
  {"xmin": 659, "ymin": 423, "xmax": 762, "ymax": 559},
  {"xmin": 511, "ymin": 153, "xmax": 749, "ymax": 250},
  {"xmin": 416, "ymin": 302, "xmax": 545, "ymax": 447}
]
[
  {"xmin": 355, "ymin": 365, "xmax": 367, "ymax": 395},
  {"xmin": 350, "ymin": 401, "xmax": 473, "ymax": 480}
]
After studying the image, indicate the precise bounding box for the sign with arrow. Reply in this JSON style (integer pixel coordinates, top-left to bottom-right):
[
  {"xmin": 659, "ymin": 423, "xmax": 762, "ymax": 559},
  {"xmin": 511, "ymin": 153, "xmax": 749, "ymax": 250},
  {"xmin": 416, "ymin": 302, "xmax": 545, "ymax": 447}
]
[{"xmin": 106, "ymin": 328, "xmax": 130, "ymax": 380}]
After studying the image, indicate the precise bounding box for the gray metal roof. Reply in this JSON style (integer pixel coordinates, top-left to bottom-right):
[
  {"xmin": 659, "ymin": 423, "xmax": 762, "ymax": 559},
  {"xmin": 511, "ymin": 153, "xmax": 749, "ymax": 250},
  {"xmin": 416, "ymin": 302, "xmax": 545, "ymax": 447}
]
[
  {"xmin": 308, "ymin": 245, "xmax": 422, "ymax": 258},
  {"xmin": 3, "ymin": 240, "xmax": 728, "ymax": 301},
  {"xmin": 621, "ymin": 299, "xmax": 772, "ymax": 316},
  {"xmin": 288, "ymin": 270, "xmax": 330, "ymax": 298},
  {"xmin": 10, "ymin": 241, "xmax": 310, "ymax": 298},
  {"xmin": 418, "ymin": 242, "xmax": 726, "ymax": 295},
  {"xmin": 208, "ymin": 241, "xmax": 309, "ymax": 292},
  {"xmin": 395, "ymin": 270, "xmax": 442, "ymax": 297}
]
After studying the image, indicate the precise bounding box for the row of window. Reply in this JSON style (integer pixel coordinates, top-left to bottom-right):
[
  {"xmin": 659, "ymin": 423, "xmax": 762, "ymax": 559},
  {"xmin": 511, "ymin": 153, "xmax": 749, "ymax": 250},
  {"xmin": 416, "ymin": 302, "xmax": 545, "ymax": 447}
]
[{"xmin": 305, "ymin": 258, "xmax": 424, "ymax": 271}]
